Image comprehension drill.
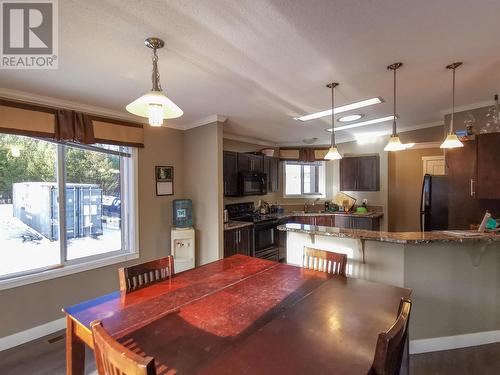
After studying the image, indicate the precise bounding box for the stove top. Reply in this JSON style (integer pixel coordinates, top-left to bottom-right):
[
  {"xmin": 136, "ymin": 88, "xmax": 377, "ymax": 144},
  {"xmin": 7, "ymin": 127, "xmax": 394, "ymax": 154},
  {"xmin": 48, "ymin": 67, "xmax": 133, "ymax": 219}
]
[
  {"xmin": 226, "ymin": 202, "xmax": 280, "ymax": 224},
  {"xmin": 232, "ymin": 213, "xmax": 279, "ymax": 223}
]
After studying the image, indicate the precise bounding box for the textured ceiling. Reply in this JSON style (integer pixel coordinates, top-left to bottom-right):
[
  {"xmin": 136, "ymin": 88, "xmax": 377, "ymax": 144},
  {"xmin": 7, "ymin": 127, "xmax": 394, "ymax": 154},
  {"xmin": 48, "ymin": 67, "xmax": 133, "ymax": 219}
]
[{"xmin": 1, "ymin": 0, "xmax": 499, "ymax": 145}]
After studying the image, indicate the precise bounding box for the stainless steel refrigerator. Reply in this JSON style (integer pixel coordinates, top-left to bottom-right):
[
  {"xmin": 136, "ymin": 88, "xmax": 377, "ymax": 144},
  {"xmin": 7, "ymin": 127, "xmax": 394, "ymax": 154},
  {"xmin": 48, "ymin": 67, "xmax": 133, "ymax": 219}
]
[{"xmin": 420, "ymin": 174, "xmax": 449, "ymax": 231}]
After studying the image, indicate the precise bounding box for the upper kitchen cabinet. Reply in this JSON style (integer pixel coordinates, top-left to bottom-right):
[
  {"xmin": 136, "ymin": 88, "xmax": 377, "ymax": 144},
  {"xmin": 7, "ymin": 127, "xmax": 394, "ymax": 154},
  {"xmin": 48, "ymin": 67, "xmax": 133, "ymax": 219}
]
[
  {"xmin": 476, "ymin": 133, "xmax": 500, "ymax": 199},
  {"xmin": 238, "ymin": 153, "xmax": 264, "ymax": 173},
  {"xmin": 264, "ymin": 156, "xmax": 280, "ymax": 192},
  {"xmin": 223, "ymin": 151, "xmax": 239, "ymax": 196},
  {"xmin": 340, "ymin": 155, "xmax": 380, "ymax": 191}
]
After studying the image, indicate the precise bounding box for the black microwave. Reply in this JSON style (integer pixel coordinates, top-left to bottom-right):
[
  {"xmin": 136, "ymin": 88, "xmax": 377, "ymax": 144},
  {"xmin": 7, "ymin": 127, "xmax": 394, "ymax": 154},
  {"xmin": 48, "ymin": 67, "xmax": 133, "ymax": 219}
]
[{"xmin": 239, "ymin": 172, "xmax": 267, "ymax": 196}]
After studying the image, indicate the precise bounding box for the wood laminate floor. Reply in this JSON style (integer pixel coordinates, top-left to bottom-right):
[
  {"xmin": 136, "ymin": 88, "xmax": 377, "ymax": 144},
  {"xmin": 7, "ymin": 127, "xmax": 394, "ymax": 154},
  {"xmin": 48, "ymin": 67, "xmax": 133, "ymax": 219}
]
[{"xmin": 1, "ymin": 331, "xmax": 499, "ymax": 375}]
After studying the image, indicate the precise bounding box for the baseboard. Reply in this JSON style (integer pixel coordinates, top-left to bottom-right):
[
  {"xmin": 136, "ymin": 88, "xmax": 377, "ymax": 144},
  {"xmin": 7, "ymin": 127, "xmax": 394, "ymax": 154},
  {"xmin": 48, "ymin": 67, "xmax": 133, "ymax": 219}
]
[
  {"xmin": 0, "ymin": 317, "xmax": 66, "ymax": 352},
  {"xmin": 410, "ymin": 330, "xmax": 500, "ymax": 354}
]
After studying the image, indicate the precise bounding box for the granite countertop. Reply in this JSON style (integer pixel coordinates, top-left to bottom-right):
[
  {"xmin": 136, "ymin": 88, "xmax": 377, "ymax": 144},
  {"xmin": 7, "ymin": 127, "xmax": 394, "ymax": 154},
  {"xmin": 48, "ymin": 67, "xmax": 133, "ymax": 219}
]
[
  {"xmin": 287, "ymin": 211, "xmax": 383, "ymax": 218},
  {"xmin": 224, "ymin": 221, "xmax": 254, "ymax": 231},
  {"xmin": 277, "ymin": 223, "xmax": 500, "ymax": 244}
]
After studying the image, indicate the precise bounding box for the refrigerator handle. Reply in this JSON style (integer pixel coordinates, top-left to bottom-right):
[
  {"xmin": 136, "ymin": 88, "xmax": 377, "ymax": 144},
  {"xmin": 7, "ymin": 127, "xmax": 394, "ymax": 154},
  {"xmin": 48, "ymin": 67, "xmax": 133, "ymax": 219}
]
[{"xmin": 470, "ymin": 179, "xmax": 475, "ymax": 197}]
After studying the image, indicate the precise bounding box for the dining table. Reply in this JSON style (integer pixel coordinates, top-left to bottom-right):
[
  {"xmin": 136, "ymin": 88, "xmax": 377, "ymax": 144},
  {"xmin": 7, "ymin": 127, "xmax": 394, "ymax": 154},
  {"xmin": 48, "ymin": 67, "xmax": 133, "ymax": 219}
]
[{"xmin": 63, "ymin": 254, "xmax": 411, "ymax": 375}]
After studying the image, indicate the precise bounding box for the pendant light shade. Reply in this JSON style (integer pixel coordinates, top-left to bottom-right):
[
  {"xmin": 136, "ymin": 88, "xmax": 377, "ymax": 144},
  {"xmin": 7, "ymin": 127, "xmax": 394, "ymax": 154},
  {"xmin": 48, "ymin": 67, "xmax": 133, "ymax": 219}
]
[
  {"xmin": 126, "ymin": 37, "xmax": 183, "ymax": 126},
  {"xmin": 440, "ymin": 62, "xmax": 464, "ymax": 149},
  {"xmin": 324, "ymin": 146, "xmax": 342, "ymax": 160},
  {"xmin": 384, "ymin": 62, "xmax": 412, "ymax": 152},
  {"xmin": 324, "ymin": 82, "xmax": 342, "ymax": 160}
]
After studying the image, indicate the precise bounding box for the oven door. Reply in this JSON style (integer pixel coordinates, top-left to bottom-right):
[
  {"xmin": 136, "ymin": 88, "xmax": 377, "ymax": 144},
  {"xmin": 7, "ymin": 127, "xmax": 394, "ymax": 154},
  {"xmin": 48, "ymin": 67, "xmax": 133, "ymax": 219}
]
[
  {"xmin": 240, "ymin": 172, "xmax": 267, "ymax": 196},
  {"xmin": 254, "ymin": 220, "xmax": 278, "ymax": 252}
]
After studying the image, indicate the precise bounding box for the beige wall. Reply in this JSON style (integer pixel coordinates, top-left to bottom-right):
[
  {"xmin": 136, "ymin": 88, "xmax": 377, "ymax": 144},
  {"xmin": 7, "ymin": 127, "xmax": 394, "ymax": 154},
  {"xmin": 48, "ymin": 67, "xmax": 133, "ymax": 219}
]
[
  {"xmin": 185, "ymin": 122, "xmax": 224, "ymax": 265},
  {"xmin": 388, "ymin": 147, "xmax": 444, "ymax": 232},
  {"xmin": 0, "ymin": 126, "xmax": 186, "ymax": 338}
]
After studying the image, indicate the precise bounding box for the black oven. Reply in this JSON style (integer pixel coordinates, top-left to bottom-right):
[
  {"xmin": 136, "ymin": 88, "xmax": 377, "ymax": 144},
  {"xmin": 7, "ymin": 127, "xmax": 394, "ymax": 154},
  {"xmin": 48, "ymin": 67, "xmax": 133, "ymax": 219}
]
[
  {"xmin": 240, "ymin": 172, "xmax": 267, "ymax": 196},
  {"xmin": 254, "ymin": 219, "xmax": 279, "ymax": 261}
]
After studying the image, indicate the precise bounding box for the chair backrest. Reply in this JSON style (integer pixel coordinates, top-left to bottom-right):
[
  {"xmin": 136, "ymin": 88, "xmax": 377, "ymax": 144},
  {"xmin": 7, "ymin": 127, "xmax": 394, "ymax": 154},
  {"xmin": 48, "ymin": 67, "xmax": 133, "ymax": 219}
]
[
  {"xmin": 303, "ymin": 247, "xmax": 347, "ymax": 276},
  {"xmin": 118, "ymin": 256, "xmax": 174, "ymax": 293},
  {"xmin": 91, "ymin": 320, "xmax": 156, "ymax": 375},
  {"xmin": 370, "ymin": 298, "xmax": 412, "ymax": 375}
]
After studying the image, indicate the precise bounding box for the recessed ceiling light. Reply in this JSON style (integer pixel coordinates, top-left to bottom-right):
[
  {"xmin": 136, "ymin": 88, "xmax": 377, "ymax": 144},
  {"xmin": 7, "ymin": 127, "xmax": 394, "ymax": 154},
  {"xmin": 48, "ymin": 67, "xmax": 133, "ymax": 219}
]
[
  {"xmin": 294, "ymin": 97, "xmax": 383, "ymax": 122},
  {"xmin": 338, "ymin": 114, "xmax": 363, "ymax": 122},
  {"xmin": 326, "ymin": 115, "xmax": 396, "ymax": 132}
]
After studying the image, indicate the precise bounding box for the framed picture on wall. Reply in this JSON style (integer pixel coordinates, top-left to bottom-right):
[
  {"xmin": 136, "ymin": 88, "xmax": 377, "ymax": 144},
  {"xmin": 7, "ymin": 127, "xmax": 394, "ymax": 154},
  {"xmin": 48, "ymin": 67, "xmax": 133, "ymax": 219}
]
[{"xmin": 156, "ymin": 166, "xmax": 174, "ymax": 196}]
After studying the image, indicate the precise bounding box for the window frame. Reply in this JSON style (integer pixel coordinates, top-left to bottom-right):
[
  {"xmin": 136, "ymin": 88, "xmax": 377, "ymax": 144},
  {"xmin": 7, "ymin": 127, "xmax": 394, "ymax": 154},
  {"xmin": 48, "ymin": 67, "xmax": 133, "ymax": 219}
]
[
  {"xmin": 283, "ymin": 160, "xmax": 326, "ymax": 198},
  {"xmin": 0, "ymin": 136, "xmax": 139, "ymax": 288}
]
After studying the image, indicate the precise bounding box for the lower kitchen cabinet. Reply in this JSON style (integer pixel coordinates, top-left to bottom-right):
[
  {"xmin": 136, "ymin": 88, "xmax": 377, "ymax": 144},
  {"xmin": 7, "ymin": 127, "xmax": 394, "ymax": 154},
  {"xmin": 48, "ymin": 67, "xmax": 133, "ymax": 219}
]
[
  {"xmin": 334, "ymin": 215, "xmax": 380, "ymax": 230},
  {"xmin": 315, "ymin": 215, "xmax": 334, "ymax": 227},
  {"xmin": 224, "ymin": 226, "xmax": 254, "ymax": 258},
  {"xmin": 277, "ymin": 218, "xmax": 290, "ymax": 262},
  {"xmin": 292, "ymin": 216, "xmax": 316, "ymax": 225}
]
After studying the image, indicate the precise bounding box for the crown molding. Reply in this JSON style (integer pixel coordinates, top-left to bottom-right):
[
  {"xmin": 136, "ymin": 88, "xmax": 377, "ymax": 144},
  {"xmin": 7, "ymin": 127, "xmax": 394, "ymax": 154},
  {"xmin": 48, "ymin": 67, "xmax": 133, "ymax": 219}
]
[
  {"xmin": 184, "ymin": 114, "xmax": 227, "ymax": 130},
  {"xmin": 223, "ymin": 133, "xmax": 278, "ymax": 147},
  {"xmin": 440, "ymin": 99, "xmax": 496, "ymax": 116},
  {"xmin": 0, "ymin": 87, "xmax": 213, "ymax": 130}
]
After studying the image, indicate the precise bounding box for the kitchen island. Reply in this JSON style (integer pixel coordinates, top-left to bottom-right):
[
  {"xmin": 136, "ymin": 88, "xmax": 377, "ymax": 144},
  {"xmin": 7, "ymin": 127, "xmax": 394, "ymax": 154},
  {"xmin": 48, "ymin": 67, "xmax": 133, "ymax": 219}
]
[{"xmin": 278, "ymin": 223, "xmax": 500, "ymax": 354}]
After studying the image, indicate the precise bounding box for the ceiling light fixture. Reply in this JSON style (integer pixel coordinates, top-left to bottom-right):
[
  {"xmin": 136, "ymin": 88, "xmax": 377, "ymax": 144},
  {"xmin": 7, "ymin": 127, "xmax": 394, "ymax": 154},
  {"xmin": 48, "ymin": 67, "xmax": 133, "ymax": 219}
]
[
  {"xmin": 440, "ymin": 62, "xmax": 464, "ymax": 149},
  {"xmin": 326, "ymin": 115, "xmax": 396, "ymax": 132},
  {"xmin": 338, "ymin": 114, "xmax": 363, "ymax": 122},
  {"xmin": 295, "ymin": 97, "xmax": 382, "ymax": 122},
  {"xmin": 384, "ymin": 62, "xmax": 408, "ymax": 152},
  {"xmin": 324, "ymin": 82, "xmax": 342, "ymax": 160},
  {"xmin": 126, "ymin": 37, "xmax": 183, "ymax": 127}
]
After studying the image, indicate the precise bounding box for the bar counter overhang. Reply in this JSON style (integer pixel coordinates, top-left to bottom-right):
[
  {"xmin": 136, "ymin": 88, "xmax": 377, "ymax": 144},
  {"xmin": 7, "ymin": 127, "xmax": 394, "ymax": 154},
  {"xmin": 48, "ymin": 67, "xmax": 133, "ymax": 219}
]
[{"xmin": 278, "ymin": 223, "xmax": 500, "ymax": 354}]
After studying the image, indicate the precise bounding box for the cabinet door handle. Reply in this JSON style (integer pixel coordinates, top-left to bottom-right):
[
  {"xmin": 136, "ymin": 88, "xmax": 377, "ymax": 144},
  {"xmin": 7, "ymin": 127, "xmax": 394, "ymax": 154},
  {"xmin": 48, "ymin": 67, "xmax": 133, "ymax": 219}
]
[
  {"xmin": 470, "ymin": 178, "xmax": 475, "ymax": 197},
  {"xmin": 224, "ymin": 181, "xmax": 227, "ymax": 194}
]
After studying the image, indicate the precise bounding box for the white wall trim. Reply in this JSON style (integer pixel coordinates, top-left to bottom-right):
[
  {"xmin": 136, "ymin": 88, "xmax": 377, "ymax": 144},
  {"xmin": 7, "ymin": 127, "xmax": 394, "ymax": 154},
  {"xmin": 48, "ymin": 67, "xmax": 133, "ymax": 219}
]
[
  {"xmin": 0, "ymin": 317, "xmax": 66, "ymax": 352},
  {"xmin": 440, "ymin": 99, "xmax": 496, "ymax": 116},
  {"xmin": 410, "ymin": 330, "xmax": 500, "ymax": 354},
  {"xmin": 411, "ymin": 141, "xmax": 443, "ymax": 149},
  {"xmin": 223, "ymin": 132, "xmax": 278, "ymax": 147},
  {"xmin": 184, "ymin": 114, "xmax": 227, "ymax": 130}
]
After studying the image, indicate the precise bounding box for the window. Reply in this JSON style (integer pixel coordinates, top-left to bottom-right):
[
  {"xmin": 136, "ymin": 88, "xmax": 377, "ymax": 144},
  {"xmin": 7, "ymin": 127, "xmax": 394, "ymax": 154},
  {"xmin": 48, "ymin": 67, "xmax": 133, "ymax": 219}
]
[
  {"xmin": 0, "ymin": 134, "xmax": 137, "ymax": 280},
  {"xmin": 284, "ymin": 161, "xmax": 325, "ymax": 197}
]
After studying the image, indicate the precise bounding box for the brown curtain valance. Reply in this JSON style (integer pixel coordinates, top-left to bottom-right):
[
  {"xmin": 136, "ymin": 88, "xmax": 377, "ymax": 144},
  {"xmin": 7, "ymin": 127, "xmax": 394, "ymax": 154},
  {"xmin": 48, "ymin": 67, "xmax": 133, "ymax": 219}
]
[
  {"xmin": 55, "ymin": 109, "xmax": 95, "ymax": 144},
  {"xmin": 279, "ymin": 147, "xmax": 329, "ymax": 161},
  {"xmin": 0, "ymin": 99, "xmax": 144, "ymax": 147}
]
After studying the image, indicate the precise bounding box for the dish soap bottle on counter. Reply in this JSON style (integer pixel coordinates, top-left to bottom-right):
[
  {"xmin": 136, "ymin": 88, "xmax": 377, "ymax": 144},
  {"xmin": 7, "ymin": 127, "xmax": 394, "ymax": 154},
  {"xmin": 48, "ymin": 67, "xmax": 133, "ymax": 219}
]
[{"xmin": 478, "ymin": 211, "xmax": 491, "ymax": 233}]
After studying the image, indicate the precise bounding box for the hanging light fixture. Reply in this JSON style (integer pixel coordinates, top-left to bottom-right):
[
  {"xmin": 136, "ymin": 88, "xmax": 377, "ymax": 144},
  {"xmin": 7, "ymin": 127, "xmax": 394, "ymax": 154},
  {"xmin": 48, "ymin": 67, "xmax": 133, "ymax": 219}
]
[
  {"xmin": 324, "ymin": 82, "xmax": 342, "ymax": 160},
  {"xmin": 384, "ymin": 62, "xmax": 408, "ymax": 151},
  {"xmin": 126, "ymin": 37, "xmax": 183, "ymax": 126},
  {"xmin": 440, "ymin": 62, "xmax": 464, "ymax": 149}
]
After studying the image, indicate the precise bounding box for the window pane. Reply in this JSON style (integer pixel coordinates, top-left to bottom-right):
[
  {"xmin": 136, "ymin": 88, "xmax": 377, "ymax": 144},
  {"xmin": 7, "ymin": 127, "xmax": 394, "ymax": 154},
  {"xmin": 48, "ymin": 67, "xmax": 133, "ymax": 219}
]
[
  {"xmin": 285, "ymin": 164, "xmax": 301, "ymax": 195},
  {"xmin": 65, "ymin": 146, "xmax": 122, "ymax": 260},
  {"xmin": 0, "ymin": 134, "xmax": 60, "ymax": 278}
]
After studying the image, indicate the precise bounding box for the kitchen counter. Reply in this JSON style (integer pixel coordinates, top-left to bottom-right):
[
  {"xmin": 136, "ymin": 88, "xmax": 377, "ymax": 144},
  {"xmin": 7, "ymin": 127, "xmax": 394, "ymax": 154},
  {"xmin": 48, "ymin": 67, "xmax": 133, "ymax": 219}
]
[
  {"xmin": 286, "ymin": 211, "xmax": 383, "ymax": 218},
  {"xmin": 224, "ymin": 221, "xmax": 254, "ymax": 231},
  {"xmin": 278, "ymin": 223, "xmax": 499, "ymax": 244}
]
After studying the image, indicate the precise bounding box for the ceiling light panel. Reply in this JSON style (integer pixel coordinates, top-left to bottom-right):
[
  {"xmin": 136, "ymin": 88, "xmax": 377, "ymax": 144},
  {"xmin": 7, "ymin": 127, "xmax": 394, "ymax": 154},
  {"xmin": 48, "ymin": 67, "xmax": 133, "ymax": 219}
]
[
  {"xmin": 338, "ymin": 114, "xmax": 363, "ymax": 122},
  {"xmin": 326, "ymin": 115, "xmax": 396, "ymax": 132},
  {"xmin": 295, "ymin": 97, "xmax": 382, "ymax": 122}
]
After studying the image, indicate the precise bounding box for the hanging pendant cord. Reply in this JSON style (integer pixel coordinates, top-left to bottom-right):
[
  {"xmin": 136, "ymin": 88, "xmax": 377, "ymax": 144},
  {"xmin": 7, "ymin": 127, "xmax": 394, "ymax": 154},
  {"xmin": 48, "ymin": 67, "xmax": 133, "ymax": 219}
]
[
  {"xmin": 392, "ymin": 67, "xmax": 397, "ymax": 136},
  {"xmin": 331, "ymin": 84, "xmax": 335, "ymax": 147},
  {"xmin": 450, "ymin": 67, "xmax": 455, "ymax": 133}
]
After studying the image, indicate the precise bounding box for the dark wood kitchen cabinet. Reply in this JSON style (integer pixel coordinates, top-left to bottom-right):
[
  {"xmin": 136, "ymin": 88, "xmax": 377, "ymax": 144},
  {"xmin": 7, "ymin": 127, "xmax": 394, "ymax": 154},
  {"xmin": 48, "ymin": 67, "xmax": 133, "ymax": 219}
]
[
  {"xmin": 223, "ymin": 151, "xmax": 239, "ymax": 196},
  {"xmin": 340, "ymin": 155, "xmax": 380, "ymax": 191},
  {"xmin": 292, "ymin": 216, "xmax": 316, "ymax": 225},
  {"xmin": 334, "ymin": 215, "xmax": 380, "ymax": 230},
  {"xmin": 238, "ymin": 153, "xmax": 264, "ymax": 173},
  {"xmin": 224, "ymin": 226, "xmax": 254, "ymax": 258},
  {"xmin": 315, "ymin": 215, "xmax": 334, "ymax": 227},
  {"xmin": 264, "ymin": 156, "xmax": 280, "ymax": 192},
  {"xmin": 476, "ymin": 133, "xmax": 500, "ymax": 199}
]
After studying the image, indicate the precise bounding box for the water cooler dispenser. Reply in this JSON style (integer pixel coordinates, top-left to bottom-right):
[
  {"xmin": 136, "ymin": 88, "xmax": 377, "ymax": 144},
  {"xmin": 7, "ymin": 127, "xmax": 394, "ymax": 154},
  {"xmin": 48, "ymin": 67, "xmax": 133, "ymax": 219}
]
[{"xmin": 171, "ymin": 199, "xmax": 195, "ymax": 272}]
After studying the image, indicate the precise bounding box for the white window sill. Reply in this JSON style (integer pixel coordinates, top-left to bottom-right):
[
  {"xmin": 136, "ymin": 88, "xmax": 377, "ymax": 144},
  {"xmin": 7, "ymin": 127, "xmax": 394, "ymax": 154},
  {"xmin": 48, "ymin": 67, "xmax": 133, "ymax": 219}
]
[{"xmin": 0, "ymin": 252, "xmax": 139, "ymax": 291}]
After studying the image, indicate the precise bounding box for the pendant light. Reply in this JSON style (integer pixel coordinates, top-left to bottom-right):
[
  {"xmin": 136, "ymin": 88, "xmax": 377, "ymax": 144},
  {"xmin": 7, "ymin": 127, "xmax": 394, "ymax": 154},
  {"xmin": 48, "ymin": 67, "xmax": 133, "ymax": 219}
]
[
  {"xmin": 126, "ymin": 37, "xmax": 183, "ymax": 126},
  {"xmin": 440, "ymin": 62, "xmax": 464, "ymax": 149},
  {"xmin": 324, "ymin": 82, "xmax": 342, "ymax": 160},
  {"xmin": 384, "ymin": 62, "xmax": 407, "ymax": 151}
]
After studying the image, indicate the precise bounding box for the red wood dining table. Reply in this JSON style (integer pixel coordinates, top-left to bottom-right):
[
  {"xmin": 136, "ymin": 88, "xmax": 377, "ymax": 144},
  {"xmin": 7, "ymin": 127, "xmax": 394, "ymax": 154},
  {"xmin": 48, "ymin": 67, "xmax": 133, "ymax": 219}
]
[{"xmin": 63, "ymin": 254, "xmax": 411, "ymax": 375}]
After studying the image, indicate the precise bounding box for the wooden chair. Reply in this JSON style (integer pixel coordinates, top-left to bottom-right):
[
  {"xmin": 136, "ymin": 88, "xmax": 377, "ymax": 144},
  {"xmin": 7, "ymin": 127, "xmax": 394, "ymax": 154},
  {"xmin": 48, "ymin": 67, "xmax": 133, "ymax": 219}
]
[
  {"xmin": 303, "ymin": 247, "xmax": 347, "ymax": 276},
  {"xmin": 91, "ymin": 320, "xmax": 156, "ymax": 375},
  {"xmin": 118, "ymin": 256, "xmax": 174, "ymax": 293},
  {"xmin": 370, "ymin": 298, "xmax": 412, "ymax": 375}
]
